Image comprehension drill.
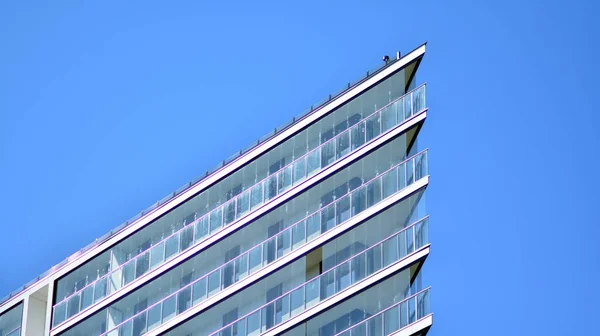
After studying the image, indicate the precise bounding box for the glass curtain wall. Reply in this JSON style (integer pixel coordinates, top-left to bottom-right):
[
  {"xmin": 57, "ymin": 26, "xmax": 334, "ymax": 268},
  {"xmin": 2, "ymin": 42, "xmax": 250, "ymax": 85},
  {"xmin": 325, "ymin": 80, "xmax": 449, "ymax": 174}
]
[
  {"xmin": 53, "ymin": 73, "xmax": 425, "ymax": 326},
  {"xmin": 205, "ymin": 218, "xmax": 429, "ymax": 336},
  {"xmin": 57, "ymin": 133, "xmax": 424, "ymax": 336},
  {"xmin": 0, "ymin": 303, "xmax": 23, "ymax": 336},
  {"xmin": 281, "ymin": 270, "xmax": 423, "ymax": 336},
  {"xmin": 163, "ymin": 195, "xmax": 427, "ymax": 336}
]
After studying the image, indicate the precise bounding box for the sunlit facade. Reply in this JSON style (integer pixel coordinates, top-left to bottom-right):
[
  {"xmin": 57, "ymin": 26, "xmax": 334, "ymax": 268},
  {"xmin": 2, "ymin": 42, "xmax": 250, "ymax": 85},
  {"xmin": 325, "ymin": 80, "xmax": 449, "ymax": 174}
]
[{"xmin": 0, "ymin": 43, "xmax": 431, "ymax": 336}]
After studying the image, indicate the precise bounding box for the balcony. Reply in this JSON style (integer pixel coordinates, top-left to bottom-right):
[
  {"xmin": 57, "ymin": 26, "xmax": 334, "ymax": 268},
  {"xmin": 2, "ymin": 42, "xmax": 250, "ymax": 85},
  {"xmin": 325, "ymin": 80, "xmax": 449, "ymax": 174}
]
[
  {"xmin": 209, "ymin": 218, "xmax": 430, "ymax": 336},
  {"xmin": 335, "ymin": 288, "xmax": 432, "ymax": 336}
]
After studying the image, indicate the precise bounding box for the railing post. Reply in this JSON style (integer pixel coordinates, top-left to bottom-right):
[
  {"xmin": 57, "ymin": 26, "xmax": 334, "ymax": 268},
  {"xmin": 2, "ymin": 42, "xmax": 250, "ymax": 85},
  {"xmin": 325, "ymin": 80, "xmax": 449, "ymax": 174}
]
[
  {"xmin": 412, "ymin": 225, "xmax": 416, "ymax": 252},
  {"xmin": 380, "ymin": 174, "xmax": 384, "ymax": 200},
  {"xmin": 233, "ymin": 199, "xmax": 237, "ymax": 222},
  {"xmin": 162, "ymin": 240, "xmax": 166, "ymax": 265},
  {"xmin": 413, "ymin": 156, "xmax": 417, "ymax": 185},
  {"xmin": 260, "ymin": 242, "xmax": 264, "ymax": 267}
]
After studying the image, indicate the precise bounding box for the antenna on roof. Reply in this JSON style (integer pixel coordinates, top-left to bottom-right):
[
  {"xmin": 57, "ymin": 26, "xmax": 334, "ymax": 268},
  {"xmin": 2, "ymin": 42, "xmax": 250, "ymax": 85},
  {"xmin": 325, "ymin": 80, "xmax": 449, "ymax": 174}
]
[{"xmin": 396, "ymin": 51, "xmax": 402, "ymax": 59}]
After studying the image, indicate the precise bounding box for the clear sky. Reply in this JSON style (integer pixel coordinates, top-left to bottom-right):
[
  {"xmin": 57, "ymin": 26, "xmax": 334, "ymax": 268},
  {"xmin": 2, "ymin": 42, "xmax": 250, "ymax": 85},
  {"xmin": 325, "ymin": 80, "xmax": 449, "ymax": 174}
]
[{"xmin": 1, "ymin": 0, "xmax": 599, "ymax": 335}]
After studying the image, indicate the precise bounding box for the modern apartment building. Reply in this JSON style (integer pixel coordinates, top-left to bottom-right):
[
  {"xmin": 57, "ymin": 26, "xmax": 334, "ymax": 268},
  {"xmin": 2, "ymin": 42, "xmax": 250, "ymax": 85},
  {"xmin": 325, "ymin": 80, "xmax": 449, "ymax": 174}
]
[{"xmin": 0, "ymin": 43, "xmax": 431, "ymax": 336}]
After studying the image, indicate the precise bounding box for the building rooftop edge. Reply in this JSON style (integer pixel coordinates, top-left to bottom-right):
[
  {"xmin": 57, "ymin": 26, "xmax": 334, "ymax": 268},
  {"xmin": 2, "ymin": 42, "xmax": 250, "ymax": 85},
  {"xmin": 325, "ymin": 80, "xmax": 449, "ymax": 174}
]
[{"xmin": 0, "ymin": 42, "xmax": 427, "ymax": 311}]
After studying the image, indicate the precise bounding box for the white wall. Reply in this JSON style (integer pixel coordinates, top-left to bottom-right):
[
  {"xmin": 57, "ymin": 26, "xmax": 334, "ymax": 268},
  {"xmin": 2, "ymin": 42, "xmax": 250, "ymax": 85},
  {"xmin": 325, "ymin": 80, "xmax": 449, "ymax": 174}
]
[{"xmin": 22, "ymin": 285, "xmax": 48, "ymax": 336}]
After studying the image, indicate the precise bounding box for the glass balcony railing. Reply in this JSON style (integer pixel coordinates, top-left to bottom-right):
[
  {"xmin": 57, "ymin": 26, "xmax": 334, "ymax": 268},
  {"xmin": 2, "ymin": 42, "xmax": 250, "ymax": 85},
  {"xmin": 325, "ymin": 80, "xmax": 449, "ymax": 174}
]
[
  {"xmin": 97, "ymin": 151, "xmax": 429, "ymax": 336},
  {"xmin": 52, "ymin": 84, "xmax": 428, "ymax": 328},
  {"xmin": 209, "ymin": 219, "xmax": 430, "ymax": 336},
  {"xmin": 5, "ymin": 327, "xmax": 21, "ymax": 336},
  {"xmin": 335, "ymin": 287, "xmax": 431, "ymax": 336}
]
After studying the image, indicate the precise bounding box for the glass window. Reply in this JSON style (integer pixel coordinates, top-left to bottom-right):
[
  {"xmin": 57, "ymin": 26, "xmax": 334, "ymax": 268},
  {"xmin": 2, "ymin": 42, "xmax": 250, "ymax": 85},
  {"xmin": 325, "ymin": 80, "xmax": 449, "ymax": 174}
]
[
  {"xmin": 247, "ymin": 311, "xmax": 261, "ymax": 336},
  {"xmin": 265, "ymin": 175, "xmax": 278, "ymax": 201},
  {"xmin": 406, "ymin": 156, "xmax": 414, "ymax": 185},
  {"xmin": 365, "ymin": 114, "xmax": 381, "ymax": 142},
  {"xmin": 177, "ymin": 287, "xmax": 192, "ymax": 314},
  {"xmin": 195, "ymin": 217, "xmax": 209, "ymax": 243},
  {"xmin": 210, "ymin": 209, "xmax": 223, "ymax": 233},
  {"xmin": 277, "ymin": 229, "xmax": 291, "ymax": 258},
  {"xmin": 147, "ymin": 304, "xmax": 162, "ymax": 331},
  {"xmin": 208, "ymin": 270, "xmax": 221, "ymax": 297},
  {"xmin": 81, "ymin": 286, "xmax": 94, "ymax": 311},
  {"xmin": 382, "ymin": 167, "xmax": 399, "ymax": 199},
  {"xmin": 351, "ymin": 253, "xmax": 366, "ymax": 283},
  {"xmin": 235, "ymin": 253, "xmax": 249, "ymax": 282},
  {"xmin": 224, "ymin": 202, "xmax": 236, "ymax": 226},
  {"xmin": 180, "ymin": 225, "xmax": 194, "ymax": 251},
  {"xmin": 164, "ymin": 235, "xmax": 179, "ymax": 260},
  {"xmin": 320, "ymin": 204, "xmax": 336, "ymax": 233},
  {"xmin": 320, "ymin": 271, "xmax": 336, "ymax": 300},
  {"xmin": 306, "ymin": 149, "xmax": 321, "ymax": 176},
  {"xmin": 248, "ymin": 245, "xmax": 262, "ymax": 274},
  {"xmin": 335, "ymin": 195, "xmax": 351, "ymax": 224},
  {"xmin": 305, "ymin": 278, "xmax": 320, "ymax": 309},
  {"xmin": 250, "ymin": 184, "xmax": 264, "ymax": 210},
  {"xmin": 384, "ymin": 305, "xmax": 400, "ymax": 334},
  {"xmin": 274, "ymin": 295, "xmax": 290, "ymax": 324},
  {"xmin": 162, "ymin": 296, "xmax": 176, "ymax": 322},
  {"xmin": 236, "ymin": 191, "xmax": 250, "ymax": 218},
  {"xmin": 366, "ymin": 178, "xmax": 382, "ymax": 207},
  {"xmin": 119, "ymin": 320, "xmax": 133, "ymax": 336},
  {"xmin": 366, "ymin": 245, "xmax": 382, "ymax": 276},
  {"xmin": 67, "ymin": 293, "xmax": 80, "ymax": 318},
  {"xmin": 336, "ymin": 261, "xmax": 352, "ymax": 292},
  {"xmin": 291, "ymin": 221, "xmax": 305, "ymax": 250},
  {"xmin": 132, "ymin": 312, "xmax": 147, "ymax": 336},
  {"xmin": 306, "ymin": 214, "xmax": 321, "ymax": 241},
  {"xmin": 382, "ymin": 237, "xmax": 399, "ymax": 267},
  {"xmin": 290, "ymin": 287, "xmax": 304, "ymax": 317},
  {"xmin": 192, "ymin": 277, "xmax": 207, "ymax": 305},
  {"xmin": 94, "ymin": 277, "xmax": 108, "ymax": 302},
  {"xmin": 53, "ymin": 301, "xmax": 66, "ymax": 326},
  {"xmin": 135, "ymin": 251, "xmax": 150, "ymax": 278},
  {"xmin": 320, "ymin": 140, "xmax": 336, "ymax": 168},
  {"xmin": 292, "ymin": 158, "xmax": 306, "ymax": 185},
  {"xmin": 278, "ymin": 166, "xmax": 293, "ymax": 193},
  {"xmin": 336, "ymin": 132, "xmax": 351, "ymax": 159},
  {"xmin": 150, "ymin": 241, "xmax": 165, "ymax": 269},
  {"xmin": 351, "ymin": 186, "xmax": 366, "ymax": 216},
  {"xmin": 380, "ymin": 103, "xmax": 397, "ymax": 133}
]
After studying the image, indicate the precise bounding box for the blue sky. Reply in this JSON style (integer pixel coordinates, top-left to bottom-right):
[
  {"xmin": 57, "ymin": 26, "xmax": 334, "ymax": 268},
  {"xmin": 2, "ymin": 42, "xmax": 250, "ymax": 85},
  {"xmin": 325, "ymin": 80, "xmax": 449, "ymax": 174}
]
[{"xmin": 1, "ymin": 0, "xmax": 599, "ymax": 334}]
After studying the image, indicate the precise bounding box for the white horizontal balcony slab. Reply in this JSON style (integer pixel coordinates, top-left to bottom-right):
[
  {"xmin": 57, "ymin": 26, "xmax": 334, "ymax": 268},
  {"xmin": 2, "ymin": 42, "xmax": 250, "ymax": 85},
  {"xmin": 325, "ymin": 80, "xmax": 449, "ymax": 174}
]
[
  {"xmin": 390, "ymin": 314, "xmax": 433, "ymax": 336},
  {"xmin": 50, "ymin": 113, "xmax": 427, "ymax": 335},
  {"xmin": 146, "ymin": 177, "xmax": 429, "ymax": 336}
]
